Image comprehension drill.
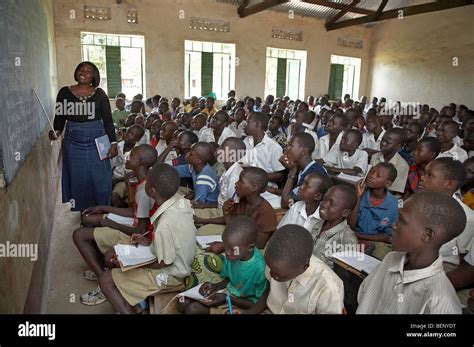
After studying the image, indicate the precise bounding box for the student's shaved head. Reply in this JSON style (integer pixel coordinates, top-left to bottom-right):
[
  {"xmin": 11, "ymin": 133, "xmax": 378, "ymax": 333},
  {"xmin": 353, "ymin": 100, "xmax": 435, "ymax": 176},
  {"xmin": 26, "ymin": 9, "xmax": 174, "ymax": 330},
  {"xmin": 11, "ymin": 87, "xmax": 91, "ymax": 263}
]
[
  {"xmin": 221, "ymin": 137, "xmax": 246, "ymax": 152},
  {"xmin": 432, "ymin": 158, "xmax": 467, "ymax": 190},
  {"xmin": 242, "ymin": 167, "xmax": 268, "ymax": 193},
  {"xmin": 133, "ymin": 144, "xmax": 157, "ymax": 168},
  {"xmin": 250, "ymin": 112, "xmax": 270, "ymax": 131},
  {"xmin": 345, "ymin": 129, "xmax": 363, "ymax": 146},
  {"xmin": 223, "ymin": 216, "xmax": 258, "ymax": 245},
  {"xmin": 293, "ymin": 132, "xmax": 316, "ymax": 154},
  {"xmin": 331, "ymin": 185, "xmax": 357, "ymax": 210},
  {"xmin": 163, "ymin": 121, "xmax": 178, "ymax": 132},
  {"xmin": 192, "ymin": 142, "xmax": 214, "ymax": 163},
  {"xmin": 148, "ymin": 163, "xmax": 180, "ymax": 199},
  {"xmin": 266, "ymin": 224, "xmax": 313, "ymax": 267},
  {"xmin": 410, "ymin": 192, "xmax": 466, "ymax": 244}
]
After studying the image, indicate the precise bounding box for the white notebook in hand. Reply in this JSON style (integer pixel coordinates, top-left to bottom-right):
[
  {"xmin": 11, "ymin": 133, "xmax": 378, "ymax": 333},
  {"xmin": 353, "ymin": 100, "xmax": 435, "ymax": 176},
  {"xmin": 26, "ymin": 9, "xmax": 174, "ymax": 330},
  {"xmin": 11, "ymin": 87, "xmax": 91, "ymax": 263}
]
[
  {"xmin": 178, "ymin": 283, "xmax": 224, "ymax": 301},
  {"xmin": 331, "ymin": 251, "xmax": 381, "ymax": 275},
  {"xmin": 114, "ymin": 244, "xmax": 156, "ymax": 269}
]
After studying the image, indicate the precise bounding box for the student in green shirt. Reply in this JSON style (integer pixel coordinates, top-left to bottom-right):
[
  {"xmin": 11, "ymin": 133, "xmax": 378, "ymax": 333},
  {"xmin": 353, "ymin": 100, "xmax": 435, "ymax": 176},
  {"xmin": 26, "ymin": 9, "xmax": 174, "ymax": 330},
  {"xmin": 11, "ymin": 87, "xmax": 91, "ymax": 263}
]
[
  {"xmin": 112, "ymin": 97, "xmax": 130, "ymax": 127},
  {"xmin": 182, "ymin": 216, "xmax": 268, "ymax": 314}
]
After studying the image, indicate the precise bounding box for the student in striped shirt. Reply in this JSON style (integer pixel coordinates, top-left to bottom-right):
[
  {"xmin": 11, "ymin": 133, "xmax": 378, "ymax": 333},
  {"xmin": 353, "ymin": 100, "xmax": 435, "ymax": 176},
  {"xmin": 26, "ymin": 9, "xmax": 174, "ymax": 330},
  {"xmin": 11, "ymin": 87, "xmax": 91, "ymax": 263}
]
[{"xmin": 356, "ymin": 192, "xmax": 466, "ymax": 314}]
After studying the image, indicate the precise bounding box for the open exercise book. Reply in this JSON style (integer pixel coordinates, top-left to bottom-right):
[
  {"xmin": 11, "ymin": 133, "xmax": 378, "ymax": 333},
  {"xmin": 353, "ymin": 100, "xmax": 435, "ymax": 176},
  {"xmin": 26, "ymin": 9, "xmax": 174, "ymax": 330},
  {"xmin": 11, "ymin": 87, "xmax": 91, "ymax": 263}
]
[
  {"xmin": 114, "ymin": 244, "xmax": 156, "ymax": 272},
  {"xmin": 178, "ymin": 284, "xmax": 224, "ymax": 302},
  {"xmin": 331, "ymin": 251, "xmax": 381, "ymax": 276},
  {"xmin": 196, "ymin": 235, "xmax": 222, "ymax": 249}
]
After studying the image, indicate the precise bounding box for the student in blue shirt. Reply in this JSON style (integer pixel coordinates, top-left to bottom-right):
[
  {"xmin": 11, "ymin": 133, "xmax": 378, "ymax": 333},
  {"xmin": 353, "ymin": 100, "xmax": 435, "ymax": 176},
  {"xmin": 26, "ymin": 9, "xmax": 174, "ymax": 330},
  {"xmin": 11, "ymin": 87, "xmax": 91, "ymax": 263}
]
[
  {"xmin": 176, "ymin": 142, "xmax": 220, "ymax": 204},
  {"xmin": 279, "ymin": 132, "xmax": 327, "ymax": 208},
  {"xmin": 348, "ymin": 162, "xmax": 399, "ymax": 243}
]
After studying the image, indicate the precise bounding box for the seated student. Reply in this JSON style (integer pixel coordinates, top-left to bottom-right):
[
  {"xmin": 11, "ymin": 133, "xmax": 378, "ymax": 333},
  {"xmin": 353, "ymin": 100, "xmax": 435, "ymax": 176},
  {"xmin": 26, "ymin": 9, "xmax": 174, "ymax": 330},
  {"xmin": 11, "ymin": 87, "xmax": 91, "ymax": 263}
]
[
  {"xmin": 112, "ymin": 96, "xmax": 129, "ymax": 127},
  {"xmin": 266, "ymin": 114, "xmax": 287, "ymax": 149},
  {"xmin": 170, "ymin": 97, "xmax": 182, "ymax": 119},
  {"xmin": 315, "ymin": 109, "xmax": 331, "ymax": 138},
  {"xmin": 278, "ymin": 173, "xmax": 332, "ymax": 232},
  {"xmin": 354, "ymin": 114, "xmax": 367, "ymax": 134},
  {"xmin": 316, "ymin": 113, "xmax": 347, "ymax": 160},
  {"xmin": 73, "ymin": 145, "xmax": 158, "ymax": 305},
  {"xmin": 185, "ymin": 96, "xmax": 199, "ymax": 114},
  {"xmin": 206, "ymin": 167, "xmax": 277, "ymax": 252},
  {"xmin": 462, "ymin": 157, "xmax": 474, "ymax": 209},
  {"xmin": 310, "ymin": 185, "xmax": 358, "ymax": 267},
  {"xmin": 256, "ymin": 224, "xmax": 344, "ymax": 314},
  {"xmin": 356, "ymin": 192, "xmax": 466, "ymax": 314},
  {"xmin": 194, "ymin": 137, "xmax": 246, "ymax": 216},
  {"xmin": 279, "ymin": 132, "xmax": 327, "ymax": 208},
  {"xmin": 144, "ymin": 112, "xmax": 159, "ymax": 140},
  {"xmin": 200, "ymin": 111, "xmax": 236, "ymax": 145},
  {"xmin": 176, "ymin": 112, "xmax": 192, "ymax": 131},
  {"xmin": 157, "ymin": 101, "xmax": 171, "ymax": 121},
  {"xmin": 181, "ymin": 217, "xmax": 268, "ymax": 314},
  {"xmin": 149, "ymin": 118, "xmax": 163, "ymax": 148},
  {"xmin": 191, "ymin": 113, "xmax": 208, "ymax": 140},
  {"xmin": 97, "ymin": 164, "xmax": 197, "ymax": 314},
  {"xmin": 418, "ymin": 158, "xmax": 474, "ymax": 270},
  {"xmin": 324, "ymin": 129, "xmax": 369, "ymax": 176},
  {"xmin": 437, "ymin": 120, "xmax": 468, "ymax": 162},
  {"xmin": 462, "ymin": 128, "xmax": 474, "ymax": 158},
  {"xmin": 348, "ymin": 163, "xmax": 399, "ymax": 258},
  {"xmin": 156, "ymin": 130, "xmax": 198, "ymax": 190},
  {"xmin": 361, "ymin": 115, "xmax": 386, "ymax": 155},
  {"xmin": 229, "ymin": 107, "xmax": 247, "ymax": 138},
  {"xmin": 370, "ymin": 128, "xmax": 409, "ymax": 195},
  {"xmin": 287, "ymin": 110, "xmax": 319, "ymax": 160},
  {"xmin": 201, "ymin": 96, "xmax": 218, "ymax": 117},
  {"xmin": 111, "ymin": 125, "xmax": 146, "ymax": 207},
  {"xmin": 241, "ymin": 112, "xmax": 285, "ymax": 184},
  {"xmin": 380, "ymin": 114, "xmax": 393, "ymax": 131},
  {"xmin": 176, "ymin": 142, "xmax": 219, "ymax": 205},
  {"xmin": 155, "ymin": 121, "xmax": 178, "ymax": 162},
  {"xmin": 399, "ymin": 120, "xmax": 424, "ymax": 165},
  {"xmin": 404, "ymin": 137, "xmax": 441, "ymax": 198}
]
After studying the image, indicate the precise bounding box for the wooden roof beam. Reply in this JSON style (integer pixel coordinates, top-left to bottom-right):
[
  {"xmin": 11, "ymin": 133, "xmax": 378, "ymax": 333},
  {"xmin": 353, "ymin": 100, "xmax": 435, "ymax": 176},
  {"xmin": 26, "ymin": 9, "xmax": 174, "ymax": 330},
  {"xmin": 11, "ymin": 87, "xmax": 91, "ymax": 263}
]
[
  {"xmin": 326, "ymin": 0, "xmax": 360, "ymax": 26},
  {"xmin": 303, "ymin": 0, "xmax": 376, "ymax": 15},
  {"xmin": 326, "ymin": 0, "xmax": 473, "ymax": 31}
]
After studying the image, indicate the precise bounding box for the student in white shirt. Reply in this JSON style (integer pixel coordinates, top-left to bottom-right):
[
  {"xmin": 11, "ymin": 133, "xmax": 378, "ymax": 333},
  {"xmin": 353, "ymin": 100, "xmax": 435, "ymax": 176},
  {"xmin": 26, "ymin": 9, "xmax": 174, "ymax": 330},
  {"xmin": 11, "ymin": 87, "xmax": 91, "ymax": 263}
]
[
  {"xmin": 370, "ymin": 128, "xmax": 409, "ymax": 194},
  {"xmin": 155, "ymin": 121, "xmax": 178, "ymax": 163},
  {"xmin": 228, "ymin": 107, "xmax": 247, "ymax": 138},
  {"xmin": 278, "ymin": 173, "xmax": 332, "ymax": 232},
  {"xmin": 258, "ymin": 224, "xmax": 344, "ymax": 314},
  {"xmin": 324, "ymin": 129, "xmax": 369, "ymax": 176},
  {"xmin": 287, "ymin": 110, "xmax": 320, "ymax": 160},
  {"xmin": 356, "ymin": 192, "xmax": 465, "ymax": 314},
  {"xmin": 241, "ymin": 112, "xmax": 285, "ymax": 184},
  {"xmin": 436, "ymin": 120, "xmax": 468, "ymax": 163},
  {"xmin": 361, "ymin": 115, "xmax": 386, "ymax": 154},
  {"xmin": 191, "ymin": 113, "xmax": 208, "ymax": 140},
  {"xmin": 317, "ymin": 113, "xmax": 347, "ymax": 160},
  {"xmin": 200, "ymin": 111, "xmax": 236, "ymax": 145}
]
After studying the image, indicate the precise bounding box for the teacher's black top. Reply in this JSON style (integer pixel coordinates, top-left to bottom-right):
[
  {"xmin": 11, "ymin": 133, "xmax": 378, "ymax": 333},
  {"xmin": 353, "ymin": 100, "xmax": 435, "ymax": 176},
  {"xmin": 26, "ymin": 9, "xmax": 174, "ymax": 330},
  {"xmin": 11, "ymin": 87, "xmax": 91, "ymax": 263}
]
[{"xmin": 53, "ymin": 86, "xmax": 117, "ymax": 142}]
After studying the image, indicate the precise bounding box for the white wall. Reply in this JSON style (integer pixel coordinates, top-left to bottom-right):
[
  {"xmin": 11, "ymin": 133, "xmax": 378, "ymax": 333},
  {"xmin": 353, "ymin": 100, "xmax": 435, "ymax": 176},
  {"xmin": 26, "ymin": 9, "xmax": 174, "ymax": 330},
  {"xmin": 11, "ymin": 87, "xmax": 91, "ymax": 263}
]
[
  {"xmin": 367, "ymin": 5, "xmax": 474, "ymax": 110},
  {"xmin": 52, "ymin": 0, "xmax": 373, "ymax": 100}
]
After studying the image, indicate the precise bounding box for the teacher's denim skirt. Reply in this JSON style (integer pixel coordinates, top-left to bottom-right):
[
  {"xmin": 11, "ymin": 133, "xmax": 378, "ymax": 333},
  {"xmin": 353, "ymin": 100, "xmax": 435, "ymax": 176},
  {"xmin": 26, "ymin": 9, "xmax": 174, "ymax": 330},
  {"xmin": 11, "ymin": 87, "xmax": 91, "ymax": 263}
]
[{"xmin": 62, "ymin": 120, "xmax": 112, "ymax": 211}]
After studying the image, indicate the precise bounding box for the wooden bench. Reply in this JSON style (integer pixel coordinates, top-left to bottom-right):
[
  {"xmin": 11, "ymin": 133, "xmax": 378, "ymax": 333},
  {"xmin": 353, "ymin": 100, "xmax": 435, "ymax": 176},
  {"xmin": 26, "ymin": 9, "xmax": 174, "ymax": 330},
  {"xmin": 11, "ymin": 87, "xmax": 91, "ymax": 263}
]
[{"xmin": 148, "ymin": 284, "xmax": 185, "ymax": 314}]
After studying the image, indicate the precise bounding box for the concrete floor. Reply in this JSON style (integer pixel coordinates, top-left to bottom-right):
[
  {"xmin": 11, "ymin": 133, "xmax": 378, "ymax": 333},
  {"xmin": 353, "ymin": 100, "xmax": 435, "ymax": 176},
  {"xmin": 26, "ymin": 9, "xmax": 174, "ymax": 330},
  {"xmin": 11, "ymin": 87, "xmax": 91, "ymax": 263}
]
[{"xmin": 41, "ymin": 189, "xmax": 115, "ymax": 314}]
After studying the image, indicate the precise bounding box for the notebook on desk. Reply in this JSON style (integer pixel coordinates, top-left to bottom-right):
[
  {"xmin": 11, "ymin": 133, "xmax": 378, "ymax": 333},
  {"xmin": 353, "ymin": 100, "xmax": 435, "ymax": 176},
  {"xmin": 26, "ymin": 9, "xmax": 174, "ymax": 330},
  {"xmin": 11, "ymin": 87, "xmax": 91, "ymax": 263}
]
[{"xmin": 331, "ymin": 251, "xmax": 381, "ymax": 276}]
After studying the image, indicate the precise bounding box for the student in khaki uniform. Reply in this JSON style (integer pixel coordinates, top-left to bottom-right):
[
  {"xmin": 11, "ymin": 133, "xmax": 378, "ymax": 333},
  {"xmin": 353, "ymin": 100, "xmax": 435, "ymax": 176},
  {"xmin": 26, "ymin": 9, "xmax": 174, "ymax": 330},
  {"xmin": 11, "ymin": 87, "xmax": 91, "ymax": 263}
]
[
  {"xmin": 98, "ymin": 163, "xmax": 197, "ymax": 314},
  {"xmin": 248, "ymin": 224, "xmax": 345, "ymax": 314},
  {"xmin": 73, "ymin": 144, "xmax": 157, "ymax": 305}
]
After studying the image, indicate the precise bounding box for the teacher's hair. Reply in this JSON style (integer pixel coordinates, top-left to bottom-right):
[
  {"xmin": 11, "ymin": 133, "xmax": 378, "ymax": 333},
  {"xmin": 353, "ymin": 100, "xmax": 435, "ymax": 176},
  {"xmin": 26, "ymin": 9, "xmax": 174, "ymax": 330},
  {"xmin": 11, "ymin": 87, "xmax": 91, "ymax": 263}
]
[{"xmin": 74, "ymin": 61, "xmax": 101, "ymax": 87}]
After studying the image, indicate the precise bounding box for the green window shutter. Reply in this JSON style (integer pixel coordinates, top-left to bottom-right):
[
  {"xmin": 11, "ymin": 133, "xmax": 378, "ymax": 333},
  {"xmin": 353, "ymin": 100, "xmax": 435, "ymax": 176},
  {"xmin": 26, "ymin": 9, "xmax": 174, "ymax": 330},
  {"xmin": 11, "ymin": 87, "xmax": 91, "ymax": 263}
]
[
  {"xmin": 201, "ymin": 52, "xmax": 213, "ymax": 96},
  {"xmin": 105, "ymin": 46, "xmax": 122, "ymax": 98},
  {"xmin": 276, "ymin": 58, "xmax": 287, "ymax": 98},
  {"xmin": 328, "ymin": 63, "xmax": 344, "ymax": 100}
]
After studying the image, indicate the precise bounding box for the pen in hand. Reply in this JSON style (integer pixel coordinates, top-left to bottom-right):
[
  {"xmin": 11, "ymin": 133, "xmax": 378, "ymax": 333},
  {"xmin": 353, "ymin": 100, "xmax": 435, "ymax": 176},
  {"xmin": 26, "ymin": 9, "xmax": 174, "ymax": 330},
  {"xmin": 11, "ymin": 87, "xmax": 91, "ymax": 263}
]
[{"xmin": 130, "ymin": 230, "xmax": 151, "ymax": 247}]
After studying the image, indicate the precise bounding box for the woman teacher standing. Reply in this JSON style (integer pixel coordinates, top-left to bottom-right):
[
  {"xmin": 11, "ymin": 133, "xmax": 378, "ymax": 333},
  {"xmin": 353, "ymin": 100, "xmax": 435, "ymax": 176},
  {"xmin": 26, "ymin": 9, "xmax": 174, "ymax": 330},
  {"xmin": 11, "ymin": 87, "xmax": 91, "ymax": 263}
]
[{"xmin": 49, "ymin": 61, "xmax": 118, "ymax": 211}]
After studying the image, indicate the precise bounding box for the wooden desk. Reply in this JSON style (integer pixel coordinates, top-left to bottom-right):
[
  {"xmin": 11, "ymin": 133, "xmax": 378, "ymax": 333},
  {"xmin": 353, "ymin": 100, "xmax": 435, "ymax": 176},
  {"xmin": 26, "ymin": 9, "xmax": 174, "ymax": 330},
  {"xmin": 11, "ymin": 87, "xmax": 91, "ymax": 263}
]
[{"xmin": 332, "ymin": 258, "xmax": 365, "ymax": 314}]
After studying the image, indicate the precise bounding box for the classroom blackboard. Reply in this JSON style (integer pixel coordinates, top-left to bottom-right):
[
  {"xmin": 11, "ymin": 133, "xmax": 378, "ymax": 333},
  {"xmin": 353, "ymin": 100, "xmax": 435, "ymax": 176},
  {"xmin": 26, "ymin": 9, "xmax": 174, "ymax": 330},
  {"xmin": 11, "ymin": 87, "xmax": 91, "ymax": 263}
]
[{"xmin": 0, "ymin": 0, "xmax": 55, "ymax": 185}]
